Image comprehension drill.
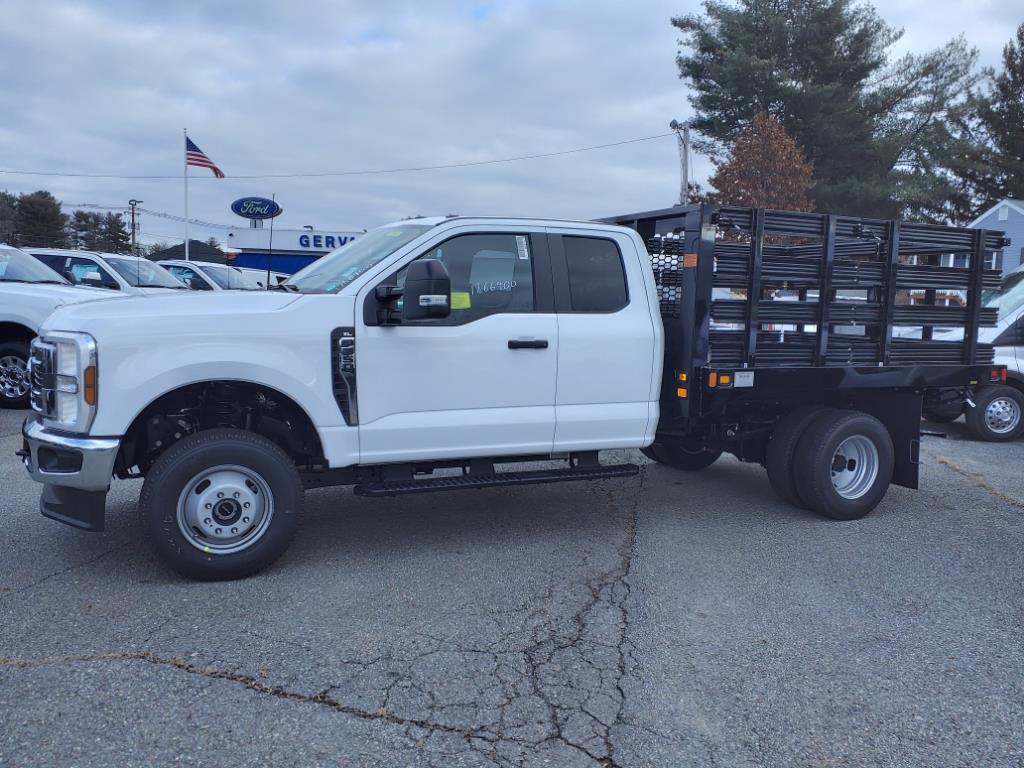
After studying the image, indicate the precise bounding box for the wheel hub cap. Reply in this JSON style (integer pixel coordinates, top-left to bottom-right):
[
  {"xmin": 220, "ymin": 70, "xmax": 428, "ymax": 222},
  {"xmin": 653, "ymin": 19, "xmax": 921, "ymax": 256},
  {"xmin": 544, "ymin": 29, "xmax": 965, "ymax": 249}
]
[
  {"xmin": 984, "ymin": 397, "xmax": 1020, "ymax": 435},
  {"xmin": 176, "ymin": 465, "xmax": 274, "ymax": 554},
  {"xmin": 0, "ymin": 355, "xmax": 29, "ymax": 400},
  {"xmin": 830, "ymin": 435, "xmax": 879, "ymax": 500}
]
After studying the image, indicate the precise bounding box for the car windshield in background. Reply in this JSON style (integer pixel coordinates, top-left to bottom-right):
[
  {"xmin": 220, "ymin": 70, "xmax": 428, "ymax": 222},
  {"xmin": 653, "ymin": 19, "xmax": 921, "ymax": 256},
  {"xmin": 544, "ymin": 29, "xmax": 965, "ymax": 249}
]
[
  {"xmin": 286, "ymin": 224, "xmax": 431, "ymax": 294},
  {"xmin": 983, "ymin": 269, "xmax": 1024, "ymax": 316},
  {"xmin": 0, "ymin": 246, "xmax": 69, "ymax": 284},
  {"xmin": 106, "ymin": 257, "xmax": 187, "ymax": 288},
  {"xmin": 202, "ymin": 265, "xmax": 262, "ymax": 290}
]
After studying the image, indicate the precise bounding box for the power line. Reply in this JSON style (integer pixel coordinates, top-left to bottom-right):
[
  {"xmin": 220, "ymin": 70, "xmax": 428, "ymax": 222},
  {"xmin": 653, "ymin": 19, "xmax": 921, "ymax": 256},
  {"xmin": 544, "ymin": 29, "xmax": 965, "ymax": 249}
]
[{"xmin": 0, "ymin": 133, "xmax": 674, "ymax": 181}]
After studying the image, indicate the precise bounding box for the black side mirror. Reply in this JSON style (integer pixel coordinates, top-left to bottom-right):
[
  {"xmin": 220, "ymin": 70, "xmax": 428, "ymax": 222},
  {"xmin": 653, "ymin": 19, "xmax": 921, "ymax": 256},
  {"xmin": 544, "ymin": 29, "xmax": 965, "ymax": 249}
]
[
  {"xmin": 402, "ymin": 259, "xmax": 451, "ymax": 321},
  {"xmin": 188, "ymin": 276, "xmax": 211, "ymax": 290}
]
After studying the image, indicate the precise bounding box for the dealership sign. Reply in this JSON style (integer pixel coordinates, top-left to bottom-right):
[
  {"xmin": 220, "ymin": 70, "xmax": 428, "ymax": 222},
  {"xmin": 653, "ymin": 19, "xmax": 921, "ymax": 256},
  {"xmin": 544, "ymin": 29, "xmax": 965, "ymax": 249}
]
[{"xmin": 231, "ymin": 197, "xmax": 283, "ymax": 220}]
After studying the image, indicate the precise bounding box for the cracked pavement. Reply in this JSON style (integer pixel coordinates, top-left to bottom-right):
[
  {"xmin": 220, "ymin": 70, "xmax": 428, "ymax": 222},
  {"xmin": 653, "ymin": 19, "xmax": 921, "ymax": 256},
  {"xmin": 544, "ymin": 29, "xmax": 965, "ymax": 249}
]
[{"xmin": 1, "ymin": 408, "xmax": 1023, "ymax": 767}]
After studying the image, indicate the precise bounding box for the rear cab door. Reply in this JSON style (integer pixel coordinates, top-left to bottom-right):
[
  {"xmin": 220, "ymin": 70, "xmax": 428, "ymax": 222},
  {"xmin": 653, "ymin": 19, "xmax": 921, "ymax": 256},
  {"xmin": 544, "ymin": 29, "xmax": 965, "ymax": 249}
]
[{"xmin": 545, "ymin": 226, "xmax": 662, "ymax": 450}]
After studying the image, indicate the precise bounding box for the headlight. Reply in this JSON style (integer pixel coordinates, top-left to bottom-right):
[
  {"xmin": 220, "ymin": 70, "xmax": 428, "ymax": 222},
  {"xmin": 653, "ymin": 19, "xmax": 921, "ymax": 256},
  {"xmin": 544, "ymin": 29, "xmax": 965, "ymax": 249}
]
[{"xmin": 38, "ymin": 331, "xmax": 97, "ymax": 433}]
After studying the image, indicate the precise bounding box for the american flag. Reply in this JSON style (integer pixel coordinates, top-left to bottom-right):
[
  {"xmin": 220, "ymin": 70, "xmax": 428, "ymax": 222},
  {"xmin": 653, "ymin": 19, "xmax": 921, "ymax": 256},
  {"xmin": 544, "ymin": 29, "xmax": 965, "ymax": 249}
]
[{"xmin": 185, "ymin": 137, "xmax": 225, "ymax": 178}]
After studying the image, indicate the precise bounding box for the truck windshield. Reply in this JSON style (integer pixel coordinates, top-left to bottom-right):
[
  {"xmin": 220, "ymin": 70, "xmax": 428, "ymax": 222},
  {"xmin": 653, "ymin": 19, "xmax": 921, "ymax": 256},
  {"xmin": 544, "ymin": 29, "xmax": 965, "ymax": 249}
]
[
  {"xmin": 202, "ymin": 264, "xmax": 262, "ymax": 290},
  {"xmin": 286, "ymin": 224, "xmax": 431, "ymax": 294},
  {"xmin": 106, "ymin": 257, "xmax": 187, "ymax": 288},
  {"xmin": 983, "ymin": 269, "xmax": 1024, "ymax": 317},
  {"xmin": 0, "ymin": 246, "xmax": 69, "ymax": 284}
]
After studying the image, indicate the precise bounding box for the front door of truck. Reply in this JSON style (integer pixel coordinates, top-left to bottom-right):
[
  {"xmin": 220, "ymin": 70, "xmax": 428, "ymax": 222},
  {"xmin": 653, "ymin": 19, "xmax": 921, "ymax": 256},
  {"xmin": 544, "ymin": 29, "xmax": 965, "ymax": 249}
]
[{"xmin": 356, "ymin": 228, "xmax": 558, "ymax": 463}]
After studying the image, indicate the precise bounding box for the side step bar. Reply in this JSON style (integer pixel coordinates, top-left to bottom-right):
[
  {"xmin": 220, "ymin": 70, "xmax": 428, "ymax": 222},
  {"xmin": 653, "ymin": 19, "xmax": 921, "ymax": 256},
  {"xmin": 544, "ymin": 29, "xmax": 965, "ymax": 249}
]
[{"xmin": 353, "ymin": 463, "xmax": 639, "ymax": 497}]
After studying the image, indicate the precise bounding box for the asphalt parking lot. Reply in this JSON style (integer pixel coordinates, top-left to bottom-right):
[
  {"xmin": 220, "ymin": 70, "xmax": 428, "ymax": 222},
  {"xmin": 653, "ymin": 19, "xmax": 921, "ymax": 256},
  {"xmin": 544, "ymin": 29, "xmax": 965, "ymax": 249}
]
[{"xmin": 1, "ymin": 407, "xmax": 1022, "ymax": 768}]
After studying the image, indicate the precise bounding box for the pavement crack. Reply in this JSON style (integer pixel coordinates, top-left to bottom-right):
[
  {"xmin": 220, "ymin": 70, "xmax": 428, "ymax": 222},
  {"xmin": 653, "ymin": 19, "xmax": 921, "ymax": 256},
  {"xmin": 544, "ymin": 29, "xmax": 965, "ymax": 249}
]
[
  {"xmin": 937, "ymin": 457, "xmax": 1024, "ymax": 511},
  {"xmin": 3, "ymin": 540, "xmax": 130, "ymax": 597},
  {"xmin": 0, "ymin": 651, "xmax": 480, "ymax": 739}
]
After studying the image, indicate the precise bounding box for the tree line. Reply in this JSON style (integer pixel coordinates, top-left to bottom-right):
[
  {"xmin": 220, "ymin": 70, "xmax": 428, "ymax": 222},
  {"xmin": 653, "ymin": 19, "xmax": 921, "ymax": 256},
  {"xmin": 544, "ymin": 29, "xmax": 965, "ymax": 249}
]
[
  {"xmin": 0, "ymin": 190, "xmax": 132, "ymax": 252},
  {"xmin": 675, "ymin": 2, "xmax": 1024, "ymax": 222}
]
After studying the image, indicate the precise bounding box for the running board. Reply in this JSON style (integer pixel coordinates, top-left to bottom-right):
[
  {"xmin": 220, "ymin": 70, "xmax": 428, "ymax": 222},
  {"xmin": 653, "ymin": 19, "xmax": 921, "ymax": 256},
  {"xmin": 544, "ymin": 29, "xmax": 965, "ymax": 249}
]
[{"xmin": 353, "ymin": 463, "xmax": 639, "ymax": 497}]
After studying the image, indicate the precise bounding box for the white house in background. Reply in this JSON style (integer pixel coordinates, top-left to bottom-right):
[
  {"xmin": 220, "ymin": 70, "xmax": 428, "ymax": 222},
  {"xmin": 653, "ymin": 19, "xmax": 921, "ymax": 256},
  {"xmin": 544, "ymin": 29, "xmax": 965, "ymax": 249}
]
[{"xmin": 969, "ymin": 199, "xmax": 1024, "ymax": 275}]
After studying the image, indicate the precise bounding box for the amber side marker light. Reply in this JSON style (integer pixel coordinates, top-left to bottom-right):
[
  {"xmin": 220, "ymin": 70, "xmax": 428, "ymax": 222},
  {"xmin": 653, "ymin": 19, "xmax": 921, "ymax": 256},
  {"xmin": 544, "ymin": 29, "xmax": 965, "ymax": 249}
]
[
  {"xmin": 708, "ymin": 372, "xmax": 718, "ymax": 388},
  {"xmin": 83, "ymin": 366, "xmax": 97, "ymax": 406},
  {"xmin": 719, "ymin": 373, "xmax": 732, "ymax": 386}
]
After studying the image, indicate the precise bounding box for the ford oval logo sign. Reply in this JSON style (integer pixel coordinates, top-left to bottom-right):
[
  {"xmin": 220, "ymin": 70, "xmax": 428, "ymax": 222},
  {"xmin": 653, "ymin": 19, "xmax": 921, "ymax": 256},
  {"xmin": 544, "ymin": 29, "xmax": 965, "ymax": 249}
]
[{"xmin": 231, "ymin": 197, "xmax": 283, "ymax": 220}]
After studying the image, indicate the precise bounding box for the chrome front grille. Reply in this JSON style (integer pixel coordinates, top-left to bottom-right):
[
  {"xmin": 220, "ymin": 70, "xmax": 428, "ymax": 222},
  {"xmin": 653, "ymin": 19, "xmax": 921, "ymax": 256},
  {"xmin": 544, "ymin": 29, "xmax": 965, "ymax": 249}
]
[{"xmin": 29, "ymin": 339, "xmax": 56, "ymax": 417}]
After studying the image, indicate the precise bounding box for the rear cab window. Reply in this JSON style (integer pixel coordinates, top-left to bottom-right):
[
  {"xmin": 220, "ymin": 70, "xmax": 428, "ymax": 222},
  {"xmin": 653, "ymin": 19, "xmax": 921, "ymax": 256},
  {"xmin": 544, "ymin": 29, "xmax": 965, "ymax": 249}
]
[{"xmin": 557, "ymin": 235, "xmax": 629, "ymax": 312}]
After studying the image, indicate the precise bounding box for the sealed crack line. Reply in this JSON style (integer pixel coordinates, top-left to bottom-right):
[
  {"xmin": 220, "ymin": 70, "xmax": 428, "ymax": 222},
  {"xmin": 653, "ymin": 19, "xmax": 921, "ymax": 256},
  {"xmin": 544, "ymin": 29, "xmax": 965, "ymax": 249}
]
[
  {"xmin": 937, "ymin": 457, "xmax": 1024, "ymax": 511},
  {"xmin": 0, "ymin": 651, "xmax": 479, "ymax": 739}
]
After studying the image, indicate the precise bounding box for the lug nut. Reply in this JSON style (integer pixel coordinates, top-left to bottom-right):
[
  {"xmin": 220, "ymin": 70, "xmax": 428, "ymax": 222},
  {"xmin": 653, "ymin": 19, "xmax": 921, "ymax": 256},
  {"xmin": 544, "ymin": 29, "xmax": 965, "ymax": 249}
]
[
  {"xmin": 204, "ymin": 518, "xmax": 212, "ymax": 525},
  {"xmin": 205, "ymin": 503, "xmax": 212, "ymax": 509},
  {"xmin": 231, "ymin": 527, "xmax": 238, "ymax": 534},
  {"xmin": 233, "ymin": 492, "xmax": 240, "ymax": 498},
  {"xmin": 217, "ymin": 492, "xmax": 224, "ymax": 498},
  {"xmin": 242, "ymin": 517, "xmax": 249, "ymax": 523},
  {"xmin": 243, "ymin": 502, "xmax": 250, "ymax": 509},
  {"xmin": 215, "ymin": 528, "xmax": 222, "ymax": 534}
]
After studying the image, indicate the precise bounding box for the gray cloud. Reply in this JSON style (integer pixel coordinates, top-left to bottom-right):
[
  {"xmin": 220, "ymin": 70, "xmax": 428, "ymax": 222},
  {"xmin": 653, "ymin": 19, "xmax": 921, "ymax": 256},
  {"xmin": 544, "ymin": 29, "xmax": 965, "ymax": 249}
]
[{"xmin": 0, "ymin": 0, "xmax": 1013, "ymax": 244}]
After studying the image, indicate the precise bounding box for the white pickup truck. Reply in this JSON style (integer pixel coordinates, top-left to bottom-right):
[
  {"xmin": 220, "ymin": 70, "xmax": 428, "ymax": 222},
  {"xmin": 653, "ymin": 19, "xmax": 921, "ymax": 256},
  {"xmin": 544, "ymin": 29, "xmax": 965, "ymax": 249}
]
[
  {"xmin": 20, "ymin": 207, "xmax": 1006, "ymax": 579},
  {"xmin": 0, "ymin": 245, "xmax": 124, "ymax": 408}
]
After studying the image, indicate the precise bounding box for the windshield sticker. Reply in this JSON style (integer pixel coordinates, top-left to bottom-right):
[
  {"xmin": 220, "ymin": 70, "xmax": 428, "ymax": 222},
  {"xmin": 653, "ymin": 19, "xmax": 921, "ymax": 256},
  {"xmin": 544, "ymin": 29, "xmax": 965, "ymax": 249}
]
[
  {"xmin": 516, "ymin": 236, "xmax": 530, "ymax": 260},
  {"xmin": 451, "ymin": 291, "xmax": 472, "ymax": 310}
]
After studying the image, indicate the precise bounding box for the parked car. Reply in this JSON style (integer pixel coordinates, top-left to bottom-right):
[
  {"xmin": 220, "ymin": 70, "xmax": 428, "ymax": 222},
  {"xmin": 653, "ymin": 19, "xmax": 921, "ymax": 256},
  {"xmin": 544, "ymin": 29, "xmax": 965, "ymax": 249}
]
[
  {"xmin": 236, "ymin": 267, "xmax": 291, "ymax": 289},
  {"xmin": 20, "ymin": 206, "xmax": 1004, "ymax": 580},
  {"xmin": 0, "ymin": 244, "xmax": 124, "ymax": 408},
  {"xmin": 26, "ymin": 249, "xmax": 187, "ymax": 294},
  {"xmin": 158, "ymin": 260, "xmax": 263, "ymax": 291},
  {"xmin": 924, "ymin": 264, "xmax": 1024, "ymax": 440}
]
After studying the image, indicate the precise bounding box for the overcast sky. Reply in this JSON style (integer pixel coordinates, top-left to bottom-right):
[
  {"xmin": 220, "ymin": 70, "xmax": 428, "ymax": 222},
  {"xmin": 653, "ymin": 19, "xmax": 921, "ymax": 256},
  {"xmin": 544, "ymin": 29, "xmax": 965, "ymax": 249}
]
[{"xmin": 0, "ymin": 0, "xmax": 1015, "ymax": 245}]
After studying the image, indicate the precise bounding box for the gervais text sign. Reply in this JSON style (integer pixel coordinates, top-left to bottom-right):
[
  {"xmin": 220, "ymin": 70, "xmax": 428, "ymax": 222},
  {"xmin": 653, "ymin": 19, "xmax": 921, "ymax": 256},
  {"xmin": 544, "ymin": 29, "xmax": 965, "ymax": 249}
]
[
  {"xmin": 299, "ymin": 233, "xmax": 357, "ymax": 250},
  {"xmin": 231, "ymin": 197, "xmax": 283, "ymax": 220}
]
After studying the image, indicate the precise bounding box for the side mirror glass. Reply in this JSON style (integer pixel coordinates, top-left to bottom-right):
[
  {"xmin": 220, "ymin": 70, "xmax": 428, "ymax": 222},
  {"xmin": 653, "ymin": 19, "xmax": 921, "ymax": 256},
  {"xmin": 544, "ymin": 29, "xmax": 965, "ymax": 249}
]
[{"xmin": 402, "ymin": 259, "xmax": 451, "ymax": 321}]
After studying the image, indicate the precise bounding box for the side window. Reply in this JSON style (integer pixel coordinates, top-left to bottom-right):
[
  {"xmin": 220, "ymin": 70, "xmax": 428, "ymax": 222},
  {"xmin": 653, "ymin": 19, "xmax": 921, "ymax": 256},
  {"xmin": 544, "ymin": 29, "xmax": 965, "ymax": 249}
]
[
  {"xmin": 399, "ymin": 233, "xmax": 535, "ymax": 325},
  {"xmin": 68, "ymin": 257, "xmax": 119, "ymax": 289},
  {"xmin": 562, "ymin": 236, "xmax": 628, "ymax": 312},
  {"xmin": 994, "ymin": 312, "xmax": 1024, "ymax": 347}
]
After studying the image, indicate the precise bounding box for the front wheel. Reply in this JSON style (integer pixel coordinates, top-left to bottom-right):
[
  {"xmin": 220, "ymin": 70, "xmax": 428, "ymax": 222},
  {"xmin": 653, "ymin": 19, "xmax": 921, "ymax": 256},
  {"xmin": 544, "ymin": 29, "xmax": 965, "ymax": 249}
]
[
  {"xmin": 139, "ymin": 428, "xmax": 304, "ymax": 580},
  {"xmin": 965, "ymin": 386, "xmax": 1024, "ymax": 442},
  {"xmin": 794, "ymin": 411, "xmax": 894, "ymax": 521},
  {"xmin": 0, "ymin": 341, "xmax": 31, "ymax": 409},
  {"xmin": 641, "ymin": 440, "xmax": 722, "ymax": 471}
]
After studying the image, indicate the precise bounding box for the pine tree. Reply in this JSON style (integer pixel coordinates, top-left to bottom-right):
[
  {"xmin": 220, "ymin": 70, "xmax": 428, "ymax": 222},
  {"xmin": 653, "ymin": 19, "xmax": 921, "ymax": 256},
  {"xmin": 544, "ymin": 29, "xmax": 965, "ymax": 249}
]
[
  {"xmin": 956, "ymin": 23, "xmax": 1024, "ymax": 214},
  {"xmin": 15, "ymin": 191, "xmax": 68, "ymax": 247},
  {"xmin": 70, "ymin": 211, "xmax": 103, "ymax": 251},
  {"xmin": 205, "ymin": 237, "xmax": 222, "ymax": 251},
  {"xmin": 98, "ymin": 212, "xmax": 131, "ymax": 253},
  {"xmin": 708, "ymin": 112, "xmax": 815, "ymax": 210},
  {"xmin": 673, "ymin": 0, "xmax": 979, "ymax": 219},
  {"xmin": 0, "ymin": 192, "xmax": 16, "ymax": 245}
]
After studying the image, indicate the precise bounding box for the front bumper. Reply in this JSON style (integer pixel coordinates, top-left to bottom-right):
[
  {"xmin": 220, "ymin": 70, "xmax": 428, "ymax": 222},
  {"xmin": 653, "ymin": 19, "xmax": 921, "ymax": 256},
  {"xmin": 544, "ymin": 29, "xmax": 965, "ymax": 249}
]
[{"xmin": 21, "ymin": 415, "xmax": 120, "ymax": 532}]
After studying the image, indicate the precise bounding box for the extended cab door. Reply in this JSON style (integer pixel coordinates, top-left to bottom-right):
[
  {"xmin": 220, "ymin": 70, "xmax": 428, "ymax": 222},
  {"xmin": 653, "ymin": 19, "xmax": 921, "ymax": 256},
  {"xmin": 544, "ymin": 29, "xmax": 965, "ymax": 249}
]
[
  {"xmin": 546, "ymin": 228, "xmax": 661, "ymax": 450},
  {"xmin": 356, "ymin": 227, "xmax": 558, "ymax": 463}
]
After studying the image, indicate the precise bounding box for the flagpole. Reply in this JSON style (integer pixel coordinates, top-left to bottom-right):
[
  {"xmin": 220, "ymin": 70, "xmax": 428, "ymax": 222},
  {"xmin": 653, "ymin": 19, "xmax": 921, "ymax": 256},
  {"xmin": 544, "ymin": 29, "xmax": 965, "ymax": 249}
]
[{"xmin": 184, "ymin": 128, "xmax": 190, "ymax": 262}]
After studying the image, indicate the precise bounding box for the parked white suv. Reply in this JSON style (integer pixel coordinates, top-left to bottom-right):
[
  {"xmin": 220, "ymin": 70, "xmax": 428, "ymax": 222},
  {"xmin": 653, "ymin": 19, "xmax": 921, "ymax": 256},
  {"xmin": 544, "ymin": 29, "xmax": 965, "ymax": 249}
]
[
  {"xmin": 27, "ymin": 249, "xmax": 187, "ymax": 294},
  {"xmin": 158, "ymin": 260, "xmax": 263, "ymax": 291},
  {"xmin": 0, "ymin": 245, "xmax": 124, "ymax": 408}
]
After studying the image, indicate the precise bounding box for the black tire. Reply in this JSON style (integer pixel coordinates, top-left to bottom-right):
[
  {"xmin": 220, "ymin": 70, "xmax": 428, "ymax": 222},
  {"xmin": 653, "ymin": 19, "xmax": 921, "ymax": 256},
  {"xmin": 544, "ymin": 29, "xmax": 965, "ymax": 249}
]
[
  {"xmin": 765, "ymin": 406, "xmax": 832, "ymax": 507},
  {"xmin": 139, "ymin": 428, "xmax": 304, "ymax": 580},
  {"xmin": 923, "ymin": 402, "xmax": 963, "ymax": 424},
  {"xmin": 641, "ymin": 440, "xmax": 722, "ymax": 470},
  {"xmin": 794, "ymin": 410, "xmax": 894, "ymax": 521},
  {"xmin": 0, "ymin": 340, "xmax": 31, "ymax": 409},
  {"xmin": 965, "ymin": 385, "xmax": 1024, "ymax": 442}
]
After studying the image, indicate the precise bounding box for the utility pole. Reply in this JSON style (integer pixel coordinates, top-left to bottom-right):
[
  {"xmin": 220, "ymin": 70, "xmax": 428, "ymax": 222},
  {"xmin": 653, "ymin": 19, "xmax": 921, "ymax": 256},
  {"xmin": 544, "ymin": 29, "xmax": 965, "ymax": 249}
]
[
  {"xmin": 670, "ymin": 120, "xmax": 691, "ymax": 206},
  {"xmin": 128, "ymin": 199, "xmax": 143, "ymax": 255}
]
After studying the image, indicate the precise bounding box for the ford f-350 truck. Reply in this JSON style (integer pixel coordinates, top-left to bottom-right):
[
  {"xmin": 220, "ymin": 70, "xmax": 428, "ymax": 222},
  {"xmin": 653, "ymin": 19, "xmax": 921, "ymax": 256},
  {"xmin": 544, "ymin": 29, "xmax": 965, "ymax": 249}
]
[{"xmin": 20, "ymin": 205, "xmax": 1007, "ymax": 580}]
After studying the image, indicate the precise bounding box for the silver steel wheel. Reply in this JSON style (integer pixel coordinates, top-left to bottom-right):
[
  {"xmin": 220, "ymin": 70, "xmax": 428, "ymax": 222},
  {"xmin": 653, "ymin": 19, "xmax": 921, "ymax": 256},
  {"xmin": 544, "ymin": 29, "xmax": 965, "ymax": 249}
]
[
  {"xmin": 0, "ymin": 354, "xmax": 29, "ymax": 401},
  {"xmin": 176, "ymin": 464, "xmax": 274, "ymax": 555},
  {"xmin": 984, "ymin": 396, "xmax": 1021, "ymax": 435},
  {"xmin": 830, "ymin": 435, "xmax": 879, "ymax": 500}
]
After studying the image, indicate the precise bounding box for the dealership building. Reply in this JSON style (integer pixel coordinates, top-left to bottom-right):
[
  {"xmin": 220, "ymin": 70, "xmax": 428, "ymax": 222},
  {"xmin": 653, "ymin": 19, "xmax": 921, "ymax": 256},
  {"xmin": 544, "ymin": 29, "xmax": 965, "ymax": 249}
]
[{"xmin": 223, "ymin": 225, "xmax": 364, "ymax": 274}]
